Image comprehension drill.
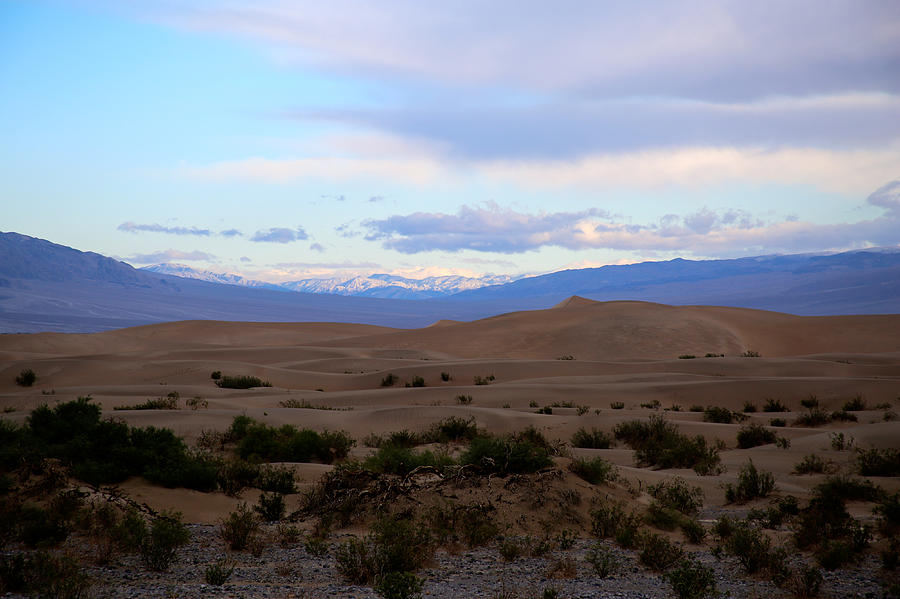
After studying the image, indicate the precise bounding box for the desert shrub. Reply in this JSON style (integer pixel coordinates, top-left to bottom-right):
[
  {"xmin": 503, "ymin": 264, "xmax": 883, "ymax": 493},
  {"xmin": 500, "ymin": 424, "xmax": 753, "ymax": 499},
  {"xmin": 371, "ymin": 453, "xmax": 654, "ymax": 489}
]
[
  {"xmin": 681, "ymin": 519, "xmax": 706, "ymax": 544},
  {"xmin": 843, "ymin": 396, "xmax": 867, "ymax": 411},
  {"xmin": 0, "ymin": 551, "xmax": 91, "ymax": 598},
  {"xmin": 221, "ymin": 503, "xmax": 259, "ymax": 551},
  {"xmin": 18, "ymin": 504, "xmax": 70, "ymax": 548},
  {"xmin": 255, "ymin": 492, "xmax": 286, "ymax": 521},
  {"xmin": 204, "ymin": 559, "xmax": 235, "ymax": 585},
  {"xmin": 374, "ymin": 571, "xmax": 424, "ymax": 599},
  {"xmin": 364, "ymin": 445, "xmax": 455, "ymax": 476},
  {"xmin": 724, "ymin": 461, "xmax": 775, "ymax": 503},
  {"xmin": 829, "ymin": 432, "xmax": 854, "ymax": 451},
  {"xmin": 678, "ymin": 354, "xmax": 696, "ymax": 359},
  {"xmin": 185, "ymin": 396, "xmax": 208, "ymax": 410},
  {"xmin": 705, "ymin": 353, "xmax": 724, "ymax": 358},
  {"xmin": 535, "ymin": 406, "xmax": 553, "ymax": 414},
  {"xmin": 236, "ymin": 419, "xmax": 354, "ymax": 464},
  {"xmin": 499, "ymin": 539, "xmax": 523, "ymax": 561},
  {"xmin": 610, "ymin": 401, "xmax": 624, "ymax": 410},
  {"xmin": 815, "ymin": 540, "xmax": 857, "ymax": 570},
  {"xmin": 210, "ymin": 371, "xmax": 222, "ymax": 380},
  {"xmin": 856, "ymin": 448, "xmax": 900, "ymax": 477},
  {"xmin": 769, "ymin": 418, "xmax": 786, "ymax": 427},
  {"xmin": 614, "ymin": 415, "xmax": 722, "ymax": 474},
  {"xmin": 737, "ymin": 423, "xmax": 777, "ymax": 448},
  {"xmin": 569, "ymin": 457, "xmax": 617, "ymax": 485},
  {"xmin": 115, "ymin": 392, "xmax": 180, "ymax": 411},
  {"xmin": 665, "ymin": 557, "xmax": 716, "ymax": 599},
  {"xmin": 381, "ymin": 373, "xmax": 397, "ymax": 387},
  {"xmin": 815, "ymin": 475, "xmax": 881, "ymax": 503},
  {"xmin": 688, "ymin": 405, "xmax": 704, "ymax": 412},
  {"xmin": 215, "ymin": 374, "xmax": 270, "ymax": 389},
  {"xmin": 882, "ymin": 539, "xmax": 899, "ymax": 571},
  {"xmin": 790, "ymin": 564, "xmax": 824, "ymax": 598},
  {"xmin": 793, "ymin": 408, "xmax": 831, "ymax": 427},
  {"xmin": 257, "ymin": 464, "xmax": 297, "ymax": 494},
  {"xmin": 763, "ymin": 398, "xmax": 788, "ymax": 412},
  {"xmin": 648, "ymin": 478, "xmax": 704, "ymax": 516},
  {"xmin": 440, "ymin": 372, "xmax": 451, "ymax": 382},
  {"xmin": 793, "ymin": 455, "xmax": 833, "ymax": 475},
  {"xmin": 275, "ymin": 522, "xmax": 301, "ymax": 547},
  {"xmin": 473, "ymin": 374, "xmax": 495, "ymax": 385},
  {"xmin": 422, "ymin": 416, "xmax": 478, "ymax": 443},
  {"xmin": 585, "ymin": 542, "xmax": 618, "ymax": 578},
  {"xmin": 639, "ymin": 532, "xmax": 684, "ymax": 571},
  {"xmin": 406, "ymin": 376, "xmax": 425, "ymax": 388},
  {"xmin": 800, "ymin": 396, "xmax": 819, "ymax": 409},
  {"xmin": 741, "ymin": 350, "xmax": 761, "ymax": 357},
  {"xmin": 742, "ymin": 401, "xmax": 757, "ymax": 413},
  {"xmin": 703, "ymin": 406, "xmax": 734, "ymax": 424},
  {"xmin": 830, "ymin": 410, "xmax": 857, "ymax": 422},
  {"xmin": 775, "ymin": 436, "xmax": 791, "ymax": 449},
  {"xmin": 571, "ymin": 428, "xmax": 613, "ymax": 449},
  {"xmin": 15, "ymin": 368, "xmax": 36, "ymax": 387},
  {"xmin": 335, "ymin": 537, "xmax": 375, "ymax": 584},
  {"xmin": 640, "ymin": 399, "xmax": 662, "ymax": 410},
  {"xmin": 721, "ymin": 521, "xmax": 776, "ymax": 574},
  {"xmin": 875, "ymin": 492, "xmax": 900, "ymax": 537},
  {"xmin": 140, "ymin": 512, "xmax": 190, "ymax": 571},
  {"xmin": 217, "ymin": 459, "xmax": 261, "ymax": 496},
  {"xmin": 645, "ymin": 503, "xmax": 681, "ymax": 531},
  {"xmin": 370, "ymin": 516, "xmax": 434, "ymax": 579},
  {"xmin": 546, "ymin": 555, "xmax": 577, "ymax": 579},
  {"xmin": 460, "ymin": 435, "xmax": 552, "ymax": 475},
  {"xmin": 305, "ymin": 535, "xmax": 329, "ymax": 556},
  {"xmin": 455, "ymin": 394, "xmax": 473, "ymax": 405}
]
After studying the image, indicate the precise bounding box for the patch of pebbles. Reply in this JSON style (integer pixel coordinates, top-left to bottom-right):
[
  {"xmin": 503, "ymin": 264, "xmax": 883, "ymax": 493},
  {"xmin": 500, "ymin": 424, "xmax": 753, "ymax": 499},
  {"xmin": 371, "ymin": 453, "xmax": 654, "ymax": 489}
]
[{"xmin": 50, "ymin": 524, "xmax": 884, "ymax": 599}]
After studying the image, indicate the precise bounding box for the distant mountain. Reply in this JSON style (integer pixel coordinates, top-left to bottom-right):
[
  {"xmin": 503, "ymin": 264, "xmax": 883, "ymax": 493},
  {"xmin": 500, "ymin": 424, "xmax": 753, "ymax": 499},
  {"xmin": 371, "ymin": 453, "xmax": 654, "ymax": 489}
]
[
  {"xmin": 142, "ymin": 264, "xmax": 513, "ymax": 299},
  {"xmin": 2, "ymin": 230, "xmax": 899, "ymax": 334},
  {"xmin": 450, "ymin": 249, "xmax": 900, "ymax": 315},
  {"xmin": 142, "ymin": 264, "xmax": 286, "ymax": 291},
  {"xmin": 0, "ymin": 232, "xmax": 542, "ymax": 333}
]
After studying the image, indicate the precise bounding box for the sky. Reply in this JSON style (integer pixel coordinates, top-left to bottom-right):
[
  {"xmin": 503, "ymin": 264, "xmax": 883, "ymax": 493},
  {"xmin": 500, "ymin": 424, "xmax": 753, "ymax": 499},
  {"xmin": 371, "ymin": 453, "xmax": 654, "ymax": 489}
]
[{"xmin": 2, "ymin": 1, "xmax": 899, "ymax": 283}]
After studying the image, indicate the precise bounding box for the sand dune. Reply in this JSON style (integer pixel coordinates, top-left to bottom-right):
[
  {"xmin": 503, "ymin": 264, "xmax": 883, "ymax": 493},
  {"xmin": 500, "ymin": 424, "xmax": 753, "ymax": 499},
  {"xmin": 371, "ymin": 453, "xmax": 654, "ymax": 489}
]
[{"xmin": 1, "ymin": 298, "xmax": 898, "ymax": 524}]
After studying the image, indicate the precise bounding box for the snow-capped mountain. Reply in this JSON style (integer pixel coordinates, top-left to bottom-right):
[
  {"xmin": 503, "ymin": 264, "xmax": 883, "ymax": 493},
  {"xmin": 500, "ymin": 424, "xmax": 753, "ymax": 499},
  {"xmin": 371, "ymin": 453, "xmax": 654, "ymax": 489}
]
[
  {"xmin": 140, "ymin": 264, "xmax": 514, "ymax": 299},
  {"xmin": 141, "ymin": 264, "xmax": 286, "ymax": 291}
]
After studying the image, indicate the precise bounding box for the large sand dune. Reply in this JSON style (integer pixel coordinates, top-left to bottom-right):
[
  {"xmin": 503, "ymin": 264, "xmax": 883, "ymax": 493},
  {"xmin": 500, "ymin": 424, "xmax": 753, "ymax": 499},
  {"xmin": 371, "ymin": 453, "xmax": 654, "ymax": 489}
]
[{"xmin": 1, "ymin": 298, "xmax": 899, "ymax": 524}]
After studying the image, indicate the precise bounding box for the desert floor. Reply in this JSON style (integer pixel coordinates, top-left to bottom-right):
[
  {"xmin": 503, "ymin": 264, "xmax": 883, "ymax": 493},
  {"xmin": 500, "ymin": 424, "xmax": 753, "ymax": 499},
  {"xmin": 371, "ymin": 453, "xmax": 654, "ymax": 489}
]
[{"xmin": 1, "ymin": 298, "xmax": 899, "ymax": 597}]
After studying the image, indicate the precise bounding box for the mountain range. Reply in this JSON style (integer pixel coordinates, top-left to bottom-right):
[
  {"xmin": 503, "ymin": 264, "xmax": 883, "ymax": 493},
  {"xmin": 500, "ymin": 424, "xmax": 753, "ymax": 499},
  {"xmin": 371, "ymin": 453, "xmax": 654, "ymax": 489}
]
[
  {"xmin": 1, "ymin": 230, "xmax": 899, "ymax": 333},
  {"xmin": 142, "ymin": 263, "xmax": 514, "ymax": 299}
]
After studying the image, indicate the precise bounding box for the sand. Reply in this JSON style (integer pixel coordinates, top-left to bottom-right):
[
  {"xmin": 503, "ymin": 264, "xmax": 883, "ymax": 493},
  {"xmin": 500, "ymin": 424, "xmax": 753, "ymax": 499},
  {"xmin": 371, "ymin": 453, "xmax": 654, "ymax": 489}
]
[{"xmin": 1, "ymin": 298, "xmax": 899, "ymax": 524}]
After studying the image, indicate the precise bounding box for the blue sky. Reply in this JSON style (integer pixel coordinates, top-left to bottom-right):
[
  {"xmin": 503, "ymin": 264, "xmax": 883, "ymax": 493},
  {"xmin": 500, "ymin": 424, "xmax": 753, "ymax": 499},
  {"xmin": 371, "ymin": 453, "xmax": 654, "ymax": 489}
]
[{"xmin": 2, "ymin": 0, "xmax": 899, "ymax": 282}]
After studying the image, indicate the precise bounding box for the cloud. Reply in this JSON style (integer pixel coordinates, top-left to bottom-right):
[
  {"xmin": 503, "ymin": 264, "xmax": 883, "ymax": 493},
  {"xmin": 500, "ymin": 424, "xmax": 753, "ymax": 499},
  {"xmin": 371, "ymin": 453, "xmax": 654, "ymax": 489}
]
[
  {"xmin": 118, "ymin": 222, "xmax": 211, "ymax": 236},
  {"xmin": 368, "ymin": 195, "xmax": 385, "ymax": 203},
  {"xmin": 867, "ymin": 180, "xmax": 900, "ymax": 214},
  {"xmin": 363, "ymin": 193, "xmax": 900, "ymax": 256},
  {"xmin": 155, "ymin": 2, "xmax": 899, "ymax": 101},
  {"xmin": 321, "ymin": 194, "xmax": 346, "ymax": 202},
  {"xmin": 178, "ymin": 144, "xmax": 900, "ymax": 197},
  {"xmin": 309, "ymin": 242, "xmax": 325, "ymax": 252},
  {"xmin": 127, "ymin": 249, "xmax": 214, "ymax": 264},
  {"xmin": 272, "ymin": 260, "xmax": 380, "ymax": 269},
  {"xmin": 250, "ymin": 227, "xmax": 309, "ymax": 243},
  {"xmin": 220, "ymin": 228, "xmax": 243, "ymax": 237},
  {"xmin": 239, "ymin": 256, "xmax": 251, "ymax": 262}
]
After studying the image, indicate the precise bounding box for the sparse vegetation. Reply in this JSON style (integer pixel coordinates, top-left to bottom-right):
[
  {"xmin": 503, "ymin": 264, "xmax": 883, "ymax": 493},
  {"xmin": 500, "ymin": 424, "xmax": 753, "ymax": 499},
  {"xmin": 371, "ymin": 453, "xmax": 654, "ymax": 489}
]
[
  {"xmin": 793, "ymin": 454, "xmax": 834, "ymax": 475},
  {"xmin": 856, "ymin": 448, "xmax": 900, "ymax": 477},
  {"xmin": 843, "ymin": 395, "xmax": 867, "ymax": 411},
  {"xmin": 473, "ymin": 374, "xmax": 495, "ymax": 385},
  {"xmin": 736, "ymin": 422, "xmax": 777, "ymax": 448},
  {"xmin": 665, "ymin": 557, "xmax": 716, "ymax": 599},
  {"xmin": 568, "ymin": 456, "xmax": 617, "ymax": 485},
  {"xmin": 455, "ymin": 394, "xmax": 473, "ymax": 405},
  {"xmin": 763, "ymin": 398, "xmax": 788, "ymax": 412},
  {"xmin": 609, "ymin": 401, "xmax": 624, "ymax": 410},
  {"xmin": 614, "ymin": 415, "xmax": 722, "ymax": 475},
  {"xmin": 571, "ymin": 428, "xmax": 613, "ymax": 449},
  {"xmin": 741, "ymin": 350, "xmax": 761, "ymax": 357},
  {"xmin": 381, "ymin": 373, "xmax": 397, "ymax": 387},
  {"xmin": 724, "ymin": 461, "xmax": 775, "ymax": 503},
  {"xmin": 440, "ymin": 372, "xmax": 451, "ymax": 381},
  {"xmin": 703, "ymin": 405, "xmax": 735, "ymax": 424},
  {"xmin": 14, "ymin": 369, "xmax": 36, "ymax": 387}
]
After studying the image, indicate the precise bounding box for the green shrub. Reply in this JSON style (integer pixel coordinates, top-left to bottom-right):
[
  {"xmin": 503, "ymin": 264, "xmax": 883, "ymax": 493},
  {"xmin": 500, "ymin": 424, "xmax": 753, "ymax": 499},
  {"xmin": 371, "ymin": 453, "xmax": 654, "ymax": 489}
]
[
  {"xmin": 257, "ymin": 464, "xmax": 297, "ymax": 494},
  {"xmin": 304, "ymin": 535, "xmax": 329, "ymax": 556},
  {"xmin": 255, "ymin": 492, "xmax": 286, "ymax": 522},
  {"xmin": 794, "ymin": 408, "xmax": 831, "ymax": 427},
  {"xmin": 374, "ymin": 571, "xmax": 424, "ymax": 599},
  {"xmin": 763, "ymin": 398, "xmax": 788, "ymax": 412},
  {"xmin": 217, "ymin": 459, "xmax": 260, "ymax": 496},
  {"xmin": 610, "ymin": 402, "xmax": 624, "ymax": 410},
  {"xmin": 790, "ymin": 564, "xmax": 823, "ymax": 598},
  {"xmin": 843, "ymin": 396, "xmax": 867, "ymax": 411},
  {"xmin": 815, "ymin": 540, "xmax": 856, "ymax": 570},
  {"xmin": 830, "ymin": 410, "xmax": 857, "ymax": 422},
  {"xmin": 724, "ymin": 461, "xmax": 775, "ymax": 503},
  {"xmin": 800, "ymin": 396, "xmax": 819, "ymax": 409},
  {"xmin": 875, "ymin": 492, "xmax": 900, "ymax": 537},
  {"xmin": 473, "ymin": 374, "xmax": 495, "ymax": 385},
  {"xmin": 571, "ymin": 428, "xmax": 613, "ymax": 449},
  {"xmin": 221, "ymin": 503, "xmax": 259, "ymax": 551},
  {"xmin": 793, "ymin": 454, "xmax": 833, "ymax": 475},
  {"xmin": 15, "ymin": 369, "xmax": 36, "ymax": 387},
  {"xmin": 0, "ymin": 551, "xmax": 91, "ymax": 598},
  {"xmin": 422, "ymin": 416, "xmax": 478, "ymax": 443},
  {"xmin": 335, "ymin": 537, "xmax": 374, "ymax": 584},
  {"xmin": 665, "ymin": 557, "xmax": 716, "ymax": 599},
  {"xmin": 569, "ymin": 457, "xmax": 617, "ymax": 485},
  {"xmin": 585, "ymin": 542, "xmax": 618, "ymax": 578},
  {"xmin": 204, "ymin": 559, "xmax": 235, "ymax": 585},
  {"xmin": 406, "ymin": 376, "xmax": 425, "ymax": 388},
  {"xmin": 614, "ymin": 415, "xmax": 722, "ymax": 474},
  {"xmin": 856, "ymin": 448, "xmax": 900, "ymax": 477},
  {"xmin": 140, "ymin": 512, "xmax": 190, "ymax": 571},
  {"xmin": 815, "ymin": 475, "xmax": 881, "ymax": 503},
  {"xmin": 680, "ymin": 519, "xmax": 706, "ymax": 544},
  {"xmin": 741, "ymin": 350, "xmax": 761, "ymax": 357},
  {"xmin": 460, "ymin": 435, "xmax": 552, "ymax": 475},
  {"xmin": 455, "ymin": 394, "xmax": 473, "ymax": 405},
  {"xmin": 499, "ymin": 539, "xmax": 523, "ymax": 561},
  {"xmin": 647, "ymin": 477, "xmax": 704, "ymax": 516},
  {"xmin": 215, "ymin": 374, "xmax": 271, "ymax": 389},
  {"xmin": 645, "ymin": 502, "xmax": 681, "ymax": 531},
  {"xmin": 737, "ymin": 423, "xmax": 777, "ymax": 448},
  {"xmin": 769, "ymin": 418, "xmax": 786, "ymax": 427},
  {"xmin": 829, "ymin": 432, "xmax": 854, "ymax": 451},
  {"xmin": 236, "ymin": 418, "xmax": 354, "ymax": 464},
  {"xmin": 703, "ymin": 406, "xmax": 734, "ymax": 424},
  {"xmin": 536, "ymin": 406, "xmax": 553, "ymax": 414},
  {"xmin": 440, "ymin": 372, "xmax": 451, "ymax": 382},
  {"xmin": 638, "ymin": 532, "xmax": 683, "ymax": 571},
  {"xmin": 210, "ymin": 371, "xmax": 222, "ymax": 380},
  {"xmin": 721, "ymin": 521, "xmax": 776, "ymax": 574},
  {"xmin": 364, "ymin": 445, "xmax": 455, "ymax": 476},
  {"xmin": 678, "ymin": 354, "xmax": 696, "ymax": 359},
  {"xmin": 381, "ymin": 373, "xmax": 397, "ymax": 387},
  {"xmin": 742, "ymin": 401, "xmax": 757, "ymax": 413}
]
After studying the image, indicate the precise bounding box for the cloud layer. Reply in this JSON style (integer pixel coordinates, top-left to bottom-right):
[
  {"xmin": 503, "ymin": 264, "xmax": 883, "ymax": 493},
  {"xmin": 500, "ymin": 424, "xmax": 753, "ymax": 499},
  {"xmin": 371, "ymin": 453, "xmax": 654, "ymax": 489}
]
[{"xmin": 250, "ymin": 227, "xmax": 309, "ymax": 243}]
